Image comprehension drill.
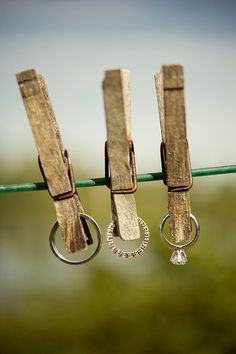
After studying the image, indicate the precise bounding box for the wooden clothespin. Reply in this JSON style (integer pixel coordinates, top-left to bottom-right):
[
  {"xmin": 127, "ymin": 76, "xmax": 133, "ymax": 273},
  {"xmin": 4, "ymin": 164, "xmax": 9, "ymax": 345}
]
[
  {"xmin": 103, "ymin": 69, "xmax": 140, "ymax": 241},
  {"xmin": 16, "ymin": 69, "xmax": 92, "ymax": 253},
  {"xmin": 154, "ymin": 65, "xmax": 192, "ymax": 243}
]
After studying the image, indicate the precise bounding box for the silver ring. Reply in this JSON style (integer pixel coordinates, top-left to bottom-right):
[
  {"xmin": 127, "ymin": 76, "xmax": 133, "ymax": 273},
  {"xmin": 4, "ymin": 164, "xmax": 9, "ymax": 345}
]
[
  {"xmin": 49, "ymin": 213, "xmax": 102, "ymax": 265},
  {"xmin": 106, "ymin": 217, "xmax": 150, "ymax": 259},
  {"xmin": 160, "ymin": 213, "xmax": 200, "ymax": 250}
]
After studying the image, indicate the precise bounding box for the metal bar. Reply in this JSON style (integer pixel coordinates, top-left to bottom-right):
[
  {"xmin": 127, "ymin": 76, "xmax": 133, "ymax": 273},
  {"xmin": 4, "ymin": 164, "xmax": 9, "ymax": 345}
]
[{"xmin": 1, "ymin": 165, "xmax": 236, "ymax": 194}]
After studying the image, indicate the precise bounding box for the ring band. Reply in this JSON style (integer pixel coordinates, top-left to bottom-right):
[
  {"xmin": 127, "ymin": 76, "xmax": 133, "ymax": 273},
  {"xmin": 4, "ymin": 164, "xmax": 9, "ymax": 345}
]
[
  {"xmin": 106, "ymin": 217, "xmax": 150, "ymax": 259},
  {"xmin": 49, "ymin": 213, "xmax": 102, "ymax": 265},
  {"xmin": 160, "ymin": 213, "xmax": 200, "ymax": 250}
]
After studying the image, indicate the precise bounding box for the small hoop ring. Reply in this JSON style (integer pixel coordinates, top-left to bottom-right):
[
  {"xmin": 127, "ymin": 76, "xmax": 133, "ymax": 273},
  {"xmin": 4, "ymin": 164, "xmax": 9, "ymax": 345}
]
[
  {"xmin": 49, "ymin": 213, "xmax": 102, "ymax": 265},
  {"xmin": 106, "ymin": 217, "xmax": 150, "ymax": 259},
  {"xmin": 160, "ymin": 213, "xmax": 200, "ymax": 250}
]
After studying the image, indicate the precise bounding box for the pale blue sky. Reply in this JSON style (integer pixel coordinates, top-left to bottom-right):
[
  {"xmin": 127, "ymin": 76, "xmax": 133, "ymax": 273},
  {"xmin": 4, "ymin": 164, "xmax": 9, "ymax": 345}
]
[{"xmin": 0, "ymin": 0, "xmax": 236, "ymax": 176}]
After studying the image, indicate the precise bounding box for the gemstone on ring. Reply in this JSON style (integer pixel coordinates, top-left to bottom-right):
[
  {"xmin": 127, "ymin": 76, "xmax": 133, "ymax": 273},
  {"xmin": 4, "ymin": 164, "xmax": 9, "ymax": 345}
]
[{"xmin": 170, "ymin": 249, "xmax": 188, "ymax": 265}]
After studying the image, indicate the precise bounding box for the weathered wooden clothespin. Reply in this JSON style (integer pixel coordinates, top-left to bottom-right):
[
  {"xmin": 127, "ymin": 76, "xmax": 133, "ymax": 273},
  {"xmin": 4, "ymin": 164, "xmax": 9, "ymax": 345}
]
[
  {"xmin": 16, "ymin": 69, "xmax": 93, "ymax": 254},
  {"xmin": 155, "ymin": 64, "xmax": 192, "ymax": 242},
  {"xmin": 103, "ymin": 69, "xmax": 140, "ymax": 241},
  {"xmin": 155, "ymin": 65, "xmax": 199, "ymax": 265}
]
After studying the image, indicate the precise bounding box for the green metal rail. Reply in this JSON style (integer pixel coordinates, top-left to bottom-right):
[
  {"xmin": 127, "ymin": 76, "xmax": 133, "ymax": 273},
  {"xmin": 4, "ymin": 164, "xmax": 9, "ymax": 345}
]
[{"xmin": 0, "ymin": 164, "xmax": 236, "ymax": 194}]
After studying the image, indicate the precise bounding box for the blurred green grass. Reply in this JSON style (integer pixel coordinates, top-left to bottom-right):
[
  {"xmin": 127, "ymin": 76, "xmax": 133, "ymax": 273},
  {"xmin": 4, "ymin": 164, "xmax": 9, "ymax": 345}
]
[{"xmin": 1, "ymin": 161, "xmax": 236, "ymax": 354}]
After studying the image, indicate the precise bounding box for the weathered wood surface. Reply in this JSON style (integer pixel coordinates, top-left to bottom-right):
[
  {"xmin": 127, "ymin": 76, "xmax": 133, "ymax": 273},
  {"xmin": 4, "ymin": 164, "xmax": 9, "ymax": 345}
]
[
  {"xmin": 16, "ymin": 69, "xmax": 89, "ymax": 252},
  {"xmin": 155, "ymin": 65, "xmax": 192, "ymax": 242},
  {"xmin": 103, "ymin": 69, "xmax": 140, "ymax": 240}
]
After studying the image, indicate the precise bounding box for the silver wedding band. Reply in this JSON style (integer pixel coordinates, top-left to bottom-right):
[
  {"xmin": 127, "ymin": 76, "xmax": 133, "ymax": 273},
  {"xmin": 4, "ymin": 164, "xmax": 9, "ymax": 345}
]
[{"xmin": 49, "ymin": 213, "xmax": 102, "ymax": 265}]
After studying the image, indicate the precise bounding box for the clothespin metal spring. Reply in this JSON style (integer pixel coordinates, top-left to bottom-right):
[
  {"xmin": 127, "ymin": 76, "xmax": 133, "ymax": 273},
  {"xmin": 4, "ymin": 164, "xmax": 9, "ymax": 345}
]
[
  {"xmin": 160, "ymin": 141, "xmax": 193, "ymax": 191},
  {"xmin": 105, "ymin": 140, "xmax": 137, "ymax": 194},
  {"xmin": 38, "ymin": 149, "xmax": 76, "ymax": 201}
]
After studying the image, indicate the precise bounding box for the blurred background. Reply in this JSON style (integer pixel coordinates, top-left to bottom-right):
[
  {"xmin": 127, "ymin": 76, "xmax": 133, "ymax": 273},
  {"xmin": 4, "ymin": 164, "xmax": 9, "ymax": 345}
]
[{"xmin": 1, "ymin": 0, "xmax": 236, "ymax": 353}]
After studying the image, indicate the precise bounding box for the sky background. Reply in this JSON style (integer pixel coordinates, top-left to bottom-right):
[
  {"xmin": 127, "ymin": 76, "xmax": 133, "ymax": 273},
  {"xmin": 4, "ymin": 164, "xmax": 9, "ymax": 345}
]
[{"xmin": 0, "ymin": 0, "xmax": 236, "ymax": 179}]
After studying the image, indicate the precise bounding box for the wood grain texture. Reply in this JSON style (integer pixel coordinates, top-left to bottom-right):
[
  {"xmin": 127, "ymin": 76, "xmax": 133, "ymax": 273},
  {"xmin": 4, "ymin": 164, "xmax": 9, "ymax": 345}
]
[
  {"xmin": 103, "ymin": 69, "xmax": 140, "ymax": 240},
  {"xmin": 155, "ymin": 65, "xmax": 192, "ymax": 242},
  {"xmin": 16, "ymin": 69, "xmax": 88, "ymax": 252}
]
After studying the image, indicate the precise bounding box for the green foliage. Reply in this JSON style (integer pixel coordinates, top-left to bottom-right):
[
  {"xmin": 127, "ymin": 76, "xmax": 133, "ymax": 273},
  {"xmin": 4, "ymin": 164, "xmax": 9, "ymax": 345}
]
[{"xmin": 1, "ymin": 162, "xmax": 236, "ymax": 353}]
